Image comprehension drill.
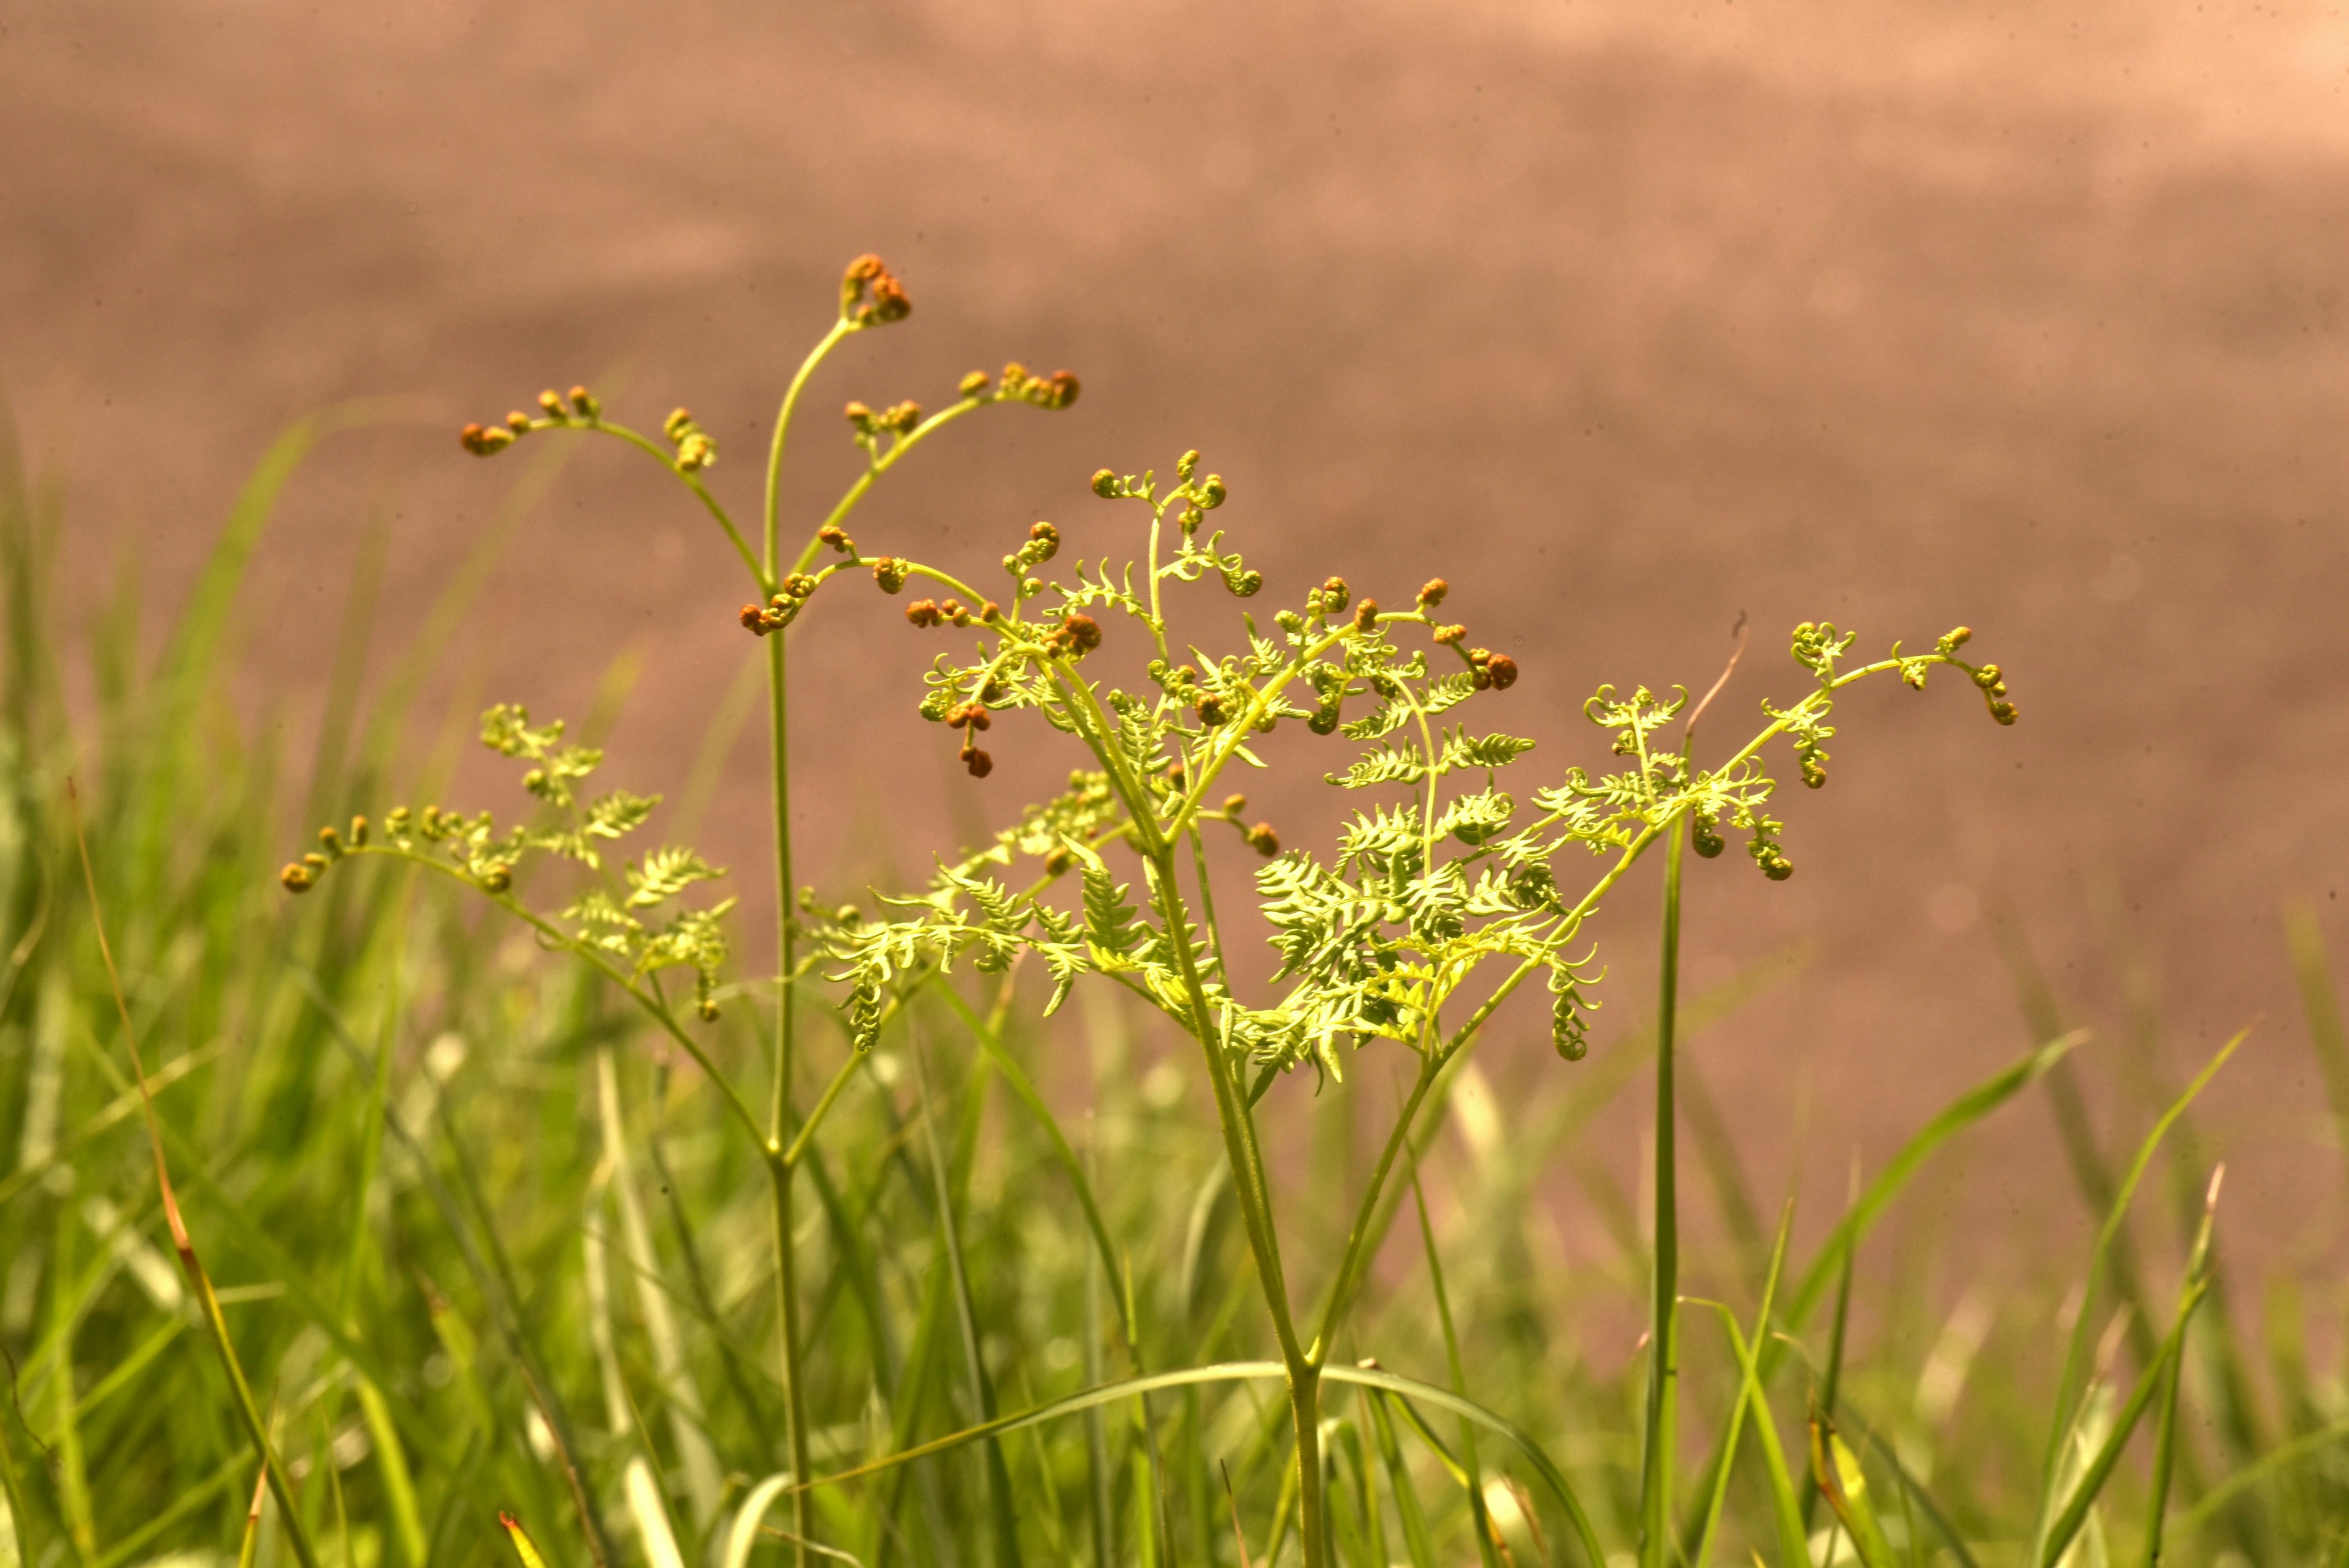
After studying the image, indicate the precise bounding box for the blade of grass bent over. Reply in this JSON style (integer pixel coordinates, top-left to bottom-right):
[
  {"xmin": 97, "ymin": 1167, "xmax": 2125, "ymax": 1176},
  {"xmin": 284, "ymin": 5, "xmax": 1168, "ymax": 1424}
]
[
  {"xmin": 65, "ymin": 779, "xmax": 319, "ymax": 1568},
  {"xmin": 795, "ymin": 1360, "xmax": 1604, "ymax": 1563}
]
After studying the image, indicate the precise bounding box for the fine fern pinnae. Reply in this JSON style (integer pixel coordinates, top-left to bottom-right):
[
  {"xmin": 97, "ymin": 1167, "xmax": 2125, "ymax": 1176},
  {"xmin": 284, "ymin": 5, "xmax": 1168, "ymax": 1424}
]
[
  {"xmin": 273, "ymin": 254, "xmax": 2019, "ymax": 1568},
  {"xmin": 283, "ymin": 255, "xmax": 1083, "ymax": 1567},
  {"xmin": 812, "ymin": 442, "xmax": 2017, "ymax": 1564}
]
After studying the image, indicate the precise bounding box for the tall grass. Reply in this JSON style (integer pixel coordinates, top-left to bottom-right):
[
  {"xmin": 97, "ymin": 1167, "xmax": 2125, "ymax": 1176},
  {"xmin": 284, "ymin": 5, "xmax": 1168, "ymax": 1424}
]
[{"xmin": 2, "ymin": 368, "xmax": 2346, "ymax": 1568}]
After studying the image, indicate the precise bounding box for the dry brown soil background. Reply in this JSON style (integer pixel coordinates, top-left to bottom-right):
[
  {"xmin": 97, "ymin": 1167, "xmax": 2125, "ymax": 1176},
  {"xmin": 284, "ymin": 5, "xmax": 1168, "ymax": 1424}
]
[{"xmin": 4, "ymin": 1, "xmax": 2347, "ymax": 1280}]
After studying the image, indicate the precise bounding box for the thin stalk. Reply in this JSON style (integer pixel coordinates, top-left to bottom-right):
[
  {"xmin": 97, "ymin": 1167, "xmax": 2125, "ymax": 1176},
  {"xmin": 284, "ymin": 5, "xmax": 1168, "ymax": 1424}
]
[
  {"xmin": 757, "ymin": 333, "xmax": 852, "ymax": 1568},
  {"xmin": 1139, "ymin": 844, "xmax": 1325, "ymax": 1568},
  {"xmin": 798, "ymin": 399, "xmax": 995, "ymax": 575},
  {"xmin": 576, "ymin": 420, "xmax": 763, "ymax": 587},
  {"xmin": 765, "ymin": 622, "xmax": 814, "ymax": 1568},
  {"xmin": 765, "ymin": 319, "xmax": 855, "ymax": 571},
  {"xmin": 1638, "ymin": 818, "xmax": 1687, "ymax": 1568}
]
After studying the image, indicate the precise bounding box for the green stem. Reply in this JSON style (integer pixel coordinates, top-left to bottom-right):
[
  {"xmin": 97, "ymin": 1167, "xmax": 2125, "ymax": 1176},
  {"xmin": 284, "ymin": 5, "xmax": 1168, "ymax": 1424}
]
[
  {"xmin": 755, "ymin": 319, "xmax": 830, "ymax": 1568},
  {"xmin": 1163, "ymin": 615, "xmax": 1428, "ymax": 839},
  {"xmin": 765, "ymin": 627, "xmax": 813, "ymax": 1568},
  {"xmin": 795, "ymin": 399, "xmax": 994, "ymax": 578},
  {"xmin": 575, "ymin": 421, "xmax": 765, "ymax": 589},
  {"xmin": 1139, "ymin": 843, "xmax": 1326, "ymax": 1568},
  {"xmin": 766, "ymin": 319, "xmax": 855, "ymax": 571},
  {"xmin": 349, "ymin": 848, "xmax": 771, "ymax": 1147},
  {"xmin": 1638, "ymin": 819, "xmax": 1687, "ymax": 1568},
  {"xmin": 781, "ymin": 1049, "xmax": 864, "ymax": 1170}
]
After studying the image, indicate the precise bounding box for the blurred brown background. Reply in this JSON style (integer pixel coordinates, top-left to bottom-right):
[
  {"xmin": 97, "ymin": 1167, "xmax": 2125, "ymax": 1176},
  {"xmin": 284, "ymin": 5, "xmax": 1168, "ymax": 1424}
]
[{"xmin": 4, "ymin": 1, "xmax": 2345, "ymax": 1276}]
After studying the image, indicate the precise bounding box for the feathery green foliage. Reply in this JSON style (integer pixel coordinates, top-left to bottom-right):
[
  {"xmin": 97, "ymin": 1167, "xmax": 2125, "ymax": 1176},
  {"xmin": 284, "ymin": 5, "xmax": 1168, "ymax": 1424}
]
[{"xmin": 0, "ymin": 259, "xmax": 2336, "ymax": 1568}]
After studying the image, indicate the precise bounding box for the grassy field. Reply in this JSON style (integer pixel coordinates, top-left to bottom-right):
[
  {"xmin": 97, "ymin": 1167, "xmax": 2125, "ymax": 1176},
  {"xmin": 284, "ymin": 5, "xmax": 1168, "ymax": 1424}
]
[{"xmin": 1, "ymin": 281, "xmax": 2345, "ymax": 1568}]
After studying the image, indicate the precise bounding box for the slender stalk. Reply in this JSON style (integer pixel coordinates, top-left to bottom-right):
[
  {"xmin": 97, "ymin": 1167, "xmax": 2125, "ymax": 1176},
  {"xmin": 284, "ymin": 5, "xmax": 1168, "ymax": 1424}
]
[
  {"xmin": 1139, "ymin": 844, "xmax": 1327, "ymax": 1568},
  {"xmin": 574, "ymin": 420, "xmax": 763, "ymax": 587},
  {"xmin": 764, "ymin": 559, "xmax": 815, "ymax": 1568},
  {"xmin": 756, "ymin": 316, "xmax": 853, "ymax": 1568},
  {"xmin": 766, "ymin": 319, "xmax": 854, "ymax": 570},
  {"xmin": 1638, "ymin": 817, "xmax": 1687, "ymax": 1568},
  {"xmin": 796, "ymin": 399, "xmax": 995, "ymax": 578}
]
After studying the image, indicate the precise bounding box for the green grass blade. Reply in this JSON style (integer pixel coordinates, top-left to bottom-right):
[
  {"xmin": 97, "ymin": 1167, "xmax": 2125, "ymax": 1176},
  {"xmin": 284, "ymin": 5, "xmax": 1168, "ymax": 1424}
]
[
  {"xmin": 1364, "ymin": 1386, "xmax": 1438, "ymax": 1568},
  {"xmin": 1802, "ymin": 1156, "xmax": 1859, "ymax": 1536},
  {"xmin": 912, "ymin": 1044, "xmax": 1022, "ymax": 1568},
  {"xmin": 1997, "ymin": 925, "xmax": 2165, "ymax": 1375},
  {"xmin": 1674, "ymin": 1031, "xmax": 2082, "ymax": 1545},
  {"xmin": 2143, "ymin": 1167, "xmax": 2225, "ymax": 1564},
  {"xmin": 1787, "ymin": 1030, "xmax": 2084, "ymax": 1330},
  {"xmin": 2037, "ymin": 1281, "xmax": 2205, "ymax": 1567},
  {"xmin": 354, "ymin": 1375, "xmax": 427, "ymax": 1568},
  {"xmin": 2142, "ymin": 1296, "xmax": 2192, "ymax": 1557},
  {"xmin": 2039, "ymin": 1027, "xmax": 2246, "ymax": 1494},
  {"xmin": 1081, "ymin": 1167, "xmax": 1115, "ymax": 1568},
  {"xmin": 933, "ymin": 983, "xmax": 1138, "ymax": 1358},
  {"xmin": 1407, "ymin": 1162, "xmax": 1501, "ymax": 1568},
  {"xmin": 1690, "ymin": 1200, "xmax": 1795, "ymax": 1568},
  {"xmin": 596, "ymin": 1050, "xmax": 724, "ymax": 1527},
  {"xmin": 1807, "ymin": 1414, "xmax": 1896, "ymax": 1568},
  {"xmin": 1336, "ymin": 1418, "xmax": 1385, "ymax": 1568},
  {"xmin": 0, "ymin": 1364, "xmax": 35, "ymax": 1568},
  {"xmin": 1693, "ymin": 1303, "xmax": 1806, "ymax": 1568},
  {"xmin": 792, "ymin": 1358, "xmax": 1600, "ymax": 1558},
  {"xmin": 2175, "ymin": 1414, "xmax": 2349, "ymax": 1536}
]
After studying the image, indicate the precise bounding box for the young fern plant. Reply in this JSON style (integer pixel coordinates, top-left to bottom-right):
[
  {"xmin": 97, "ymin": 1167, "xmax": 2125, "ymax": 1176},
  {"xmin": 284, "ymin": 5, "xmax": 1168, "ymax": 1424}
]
[
  {"xmin": 815, "ymin": 447, "xmax": 2019, "ymax": 1566},
  {"xmin": 281, "ymin": 254, "xmax": 1081, "ymax": 1568},
  {"xmin": 278, "ymin": 251, "xmax": 2021, "ymax": 1568}
]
